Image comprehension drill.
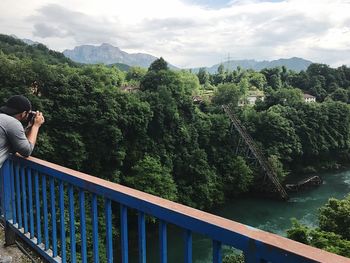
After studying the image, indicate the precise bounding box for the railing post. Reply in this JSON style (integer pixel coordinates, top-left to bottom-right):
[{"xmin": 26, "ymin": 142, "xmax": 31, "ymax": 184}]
[
  {"xmin": 212, "ymin": 240, "xmax": 222, "ymax": 263},
  {"xmin": 159, "ymin": 220, "xmax": 167, "ymax": 263},
  {"xmin": 2, "ymin": 160, "xmax": 16, "ymax": 246},
  {"xmin": 184, "ymin": 229, "xmax": 192, "ymax": 263}
]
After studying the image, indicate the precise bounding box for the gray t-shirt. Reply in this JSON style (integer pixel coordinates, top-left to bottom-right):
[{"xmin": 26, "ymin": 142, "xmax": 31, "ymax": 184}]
[{"xmin": 0, "ymin": 113, "xmax": 34, "ymax": 168}]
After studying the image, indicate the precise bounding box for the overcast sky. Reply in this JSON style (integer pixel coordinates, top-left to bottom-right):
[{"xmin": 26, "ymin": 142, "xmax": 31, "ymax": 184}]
[{"xmin": 0, "ymin": 0, "xmax": 349, "ymax": 68}]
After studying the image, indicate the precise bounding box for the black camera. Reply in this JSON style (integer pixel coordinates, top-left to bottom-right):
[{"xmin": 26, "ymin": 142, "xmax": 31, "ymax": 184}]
[{"xmin": 27, "ymin": 110, "xmax": 37, "ymax": 124}]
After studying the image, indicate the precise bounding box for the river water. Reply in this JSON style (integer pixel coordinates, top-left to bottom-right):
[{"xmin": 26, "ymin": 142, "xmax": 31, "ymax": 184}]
[
  {"xmin": 214, "ymin": 169, "xmax": 350, "ymax": 236},
  {"xmin": 146, "ymin": 169, "xmax": 350, "ymax": 263}
]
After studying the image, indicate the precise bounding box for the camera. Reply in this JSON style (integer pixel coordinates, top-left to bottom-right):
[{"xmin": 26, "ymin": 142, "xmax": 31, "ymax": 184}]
[{"xmin": 27, "ymin": 110, "xmax": 37, "ymax": 124}]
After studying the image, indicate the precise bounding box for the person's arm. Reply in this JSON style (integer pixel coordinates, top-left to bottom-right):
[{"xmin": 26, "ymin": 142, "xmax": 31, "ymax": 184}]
[
  {"xmin": 26, "ymin": 111, "xmax": 45, "ymax": 146},
  {"xmin": 7, "ymin": 111, "xmax": 45, "ymax": 157}
]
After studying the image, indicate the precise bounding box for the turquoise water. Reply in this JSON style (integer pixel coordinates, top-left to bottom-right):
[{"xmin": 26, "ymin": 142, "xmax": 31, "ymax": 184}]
[
  {"xmin": 144, "ymin": 170, "xmax": 350, "ymax": 263},
  {"xmin": 214, "ymin": 170, "xmax": 350, "ymax": 236}
]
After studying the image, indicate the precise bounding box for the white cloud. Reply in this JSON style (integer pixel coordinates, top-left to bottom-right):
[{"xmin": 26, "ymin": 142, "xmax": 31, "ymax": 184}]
[{"xmin": 0, "ymin": 0, "xmax": 349, "ymax": 67}]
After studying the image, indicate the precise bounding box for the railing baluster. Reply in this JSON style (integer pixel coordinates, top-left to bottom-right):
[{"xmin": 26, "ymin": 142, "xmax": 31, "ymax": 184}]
[
  {"xmin": 69, "ymin": 185, "xmax": 76, "ymax": 263},
  {"xmin": 10, "ymin": 161, "xmax": 16, "ymax": 225},
  {"xmin": 34, "ymin": 171, "xmax": 41, "ymax": 245},
  {"xmin": 42, "ymin": 175, "xmax": 49, "ymax": 250},
  {"xmin": 105, "ymin": 198, "xmax": 113, "ymax": 263},
  {"xmin": 50, "ymin": 177, "xmax": 57, "ymax": 257},
  {"xmin": 59, "ymin": 181, "xmax": 66, "ymax": 262},
  {"xmin": 184, "ymin": 230, "xmax": 192, "ymax": 263},
  {"xmin": 138, "ymin": 211, "xmax": 146, "ymax": 263},
  {"xmin": 20, "ymin": 167, "xmax": 28, "ymax": 233},
  {"xmin": 159, "ymin": 220, "xmax": 167, "ymax": 263},
  {"xmin": 92, "ymin": 194, "xmax": 99, "ymax": 263},
  {"xmin": 244, "ymin": 250, "xmax": 256, "ymax": 263},
  {"xmin": 5, "ymin": 155, "xmax": 347, "ymax": 263},
  {"xmin": 213, "ymin": 240, "xmax": 222, "ymax": 263},
  {"xmin": 120, "ymin": 204, "xmax": 128, "ymax": 263},
  {"xmin": 79, "ymin": 190, "xmax": 87, "ymax": 263},
  {"xmin": 27, "ymin": 169, "xmax": 34, "ymax": 239},
  {"xmin": 15, "ymin": 164, "xmax": 22, "ymax": 229}
]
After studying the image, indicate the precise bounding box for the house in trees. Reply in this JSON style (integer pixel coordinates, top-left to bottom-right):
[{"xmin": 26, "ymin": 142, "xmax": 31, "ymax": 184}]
[
  {"xmin": 192, "ymin": 95, "xmax": 204, "ymax": 103},
  {"xmin": 192, "ymin": 90, "xmax": 214, "ymax": 104},
  {"xmin": 238, "ymin": 90, "xmax": 265, "ymax": 106},
  {"xmin": 303, "ymin": 93, "xmax": 316, "ymax": 103},
  {"xmin": 121, "ymin": 85, "xmax": 139, "ymax": 93}
]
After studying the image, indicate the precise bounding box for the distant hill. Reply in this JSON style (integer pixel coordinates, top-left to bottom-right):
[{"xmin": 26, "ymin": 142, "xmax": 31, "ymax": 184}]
[
  {"xmin": 0, "ymin": 34, "xmax": 77, "ymax": 66},
  {"xmin": 107, "ymin": 62, "xmax": 131, "ymax": 72},
  {"xmin": 191, "ymin": 57, "xmax": 313, "ymax": 73},
  {"xmin": 3, "ymin": 34, "xmax": 312, "ymax": 72},
  {"xmin": 64, "ymin": 43, "xmax": 166, "ymax": 68},
  {"xmin": 10, "ymin": 34, "xmax": 40, "ymax": 45}
]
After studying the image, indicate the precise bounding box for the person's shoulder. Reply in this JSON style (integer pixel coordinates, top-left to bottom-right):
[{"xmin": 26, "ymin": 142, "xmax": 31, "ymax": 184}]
[{"xmin": 0, "ymin": 113, "xmax": 21, "ymax": 127}]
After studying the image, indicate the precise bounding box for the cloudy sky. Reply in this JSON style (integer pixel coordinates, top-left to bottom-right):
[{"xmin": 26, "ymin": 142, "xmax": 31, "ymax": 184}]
[{"xmin": 0, "ymin": 0, "xmax": 349, "ymax": 68}]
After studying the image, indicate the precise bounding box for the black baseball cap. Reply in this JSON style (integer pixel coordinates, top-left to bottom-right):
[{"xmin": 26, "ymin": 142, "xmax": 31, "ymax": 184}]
[{"xmin": 0, "ymin": 95, "xmax": 32, "ymax": 115}]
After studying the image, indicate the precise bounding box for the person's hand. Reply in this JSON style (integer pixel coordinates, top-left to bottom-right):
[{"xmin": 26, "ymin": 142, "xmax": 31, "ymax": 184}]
[{"xmin": 33, "ymin": 111, "xmax": 45, "ymax": 127}]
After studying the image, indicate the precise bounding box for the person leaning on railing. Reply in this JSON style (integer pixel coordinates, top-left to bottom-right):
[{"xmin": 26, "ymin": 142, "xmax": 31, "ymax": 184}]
[{"xmin": 0, "ymin": 95, "xmax": 45, "ymax": 168}]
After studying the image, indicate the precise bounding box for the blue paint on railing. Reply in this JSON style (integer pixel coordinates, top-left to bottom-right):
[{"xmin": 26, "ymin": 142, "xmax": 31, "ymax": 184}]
[
  {"xmin": 10, "ymin": 161, "xmax": 16, "ymax": 224},
  {"xmin": 79, "ymin": 189, "xmax": 87, "ymax": 263},
  {"xmin": 27, "ymin": 169, "xmax": 34, "ymax": 239},
  {"xmin": 2, "ymin": 160, "xmax": 12, "ymax": 221},
  {"xmin": 159, "ymin": 220, "xmax": 167, "ymax": 263},
  {"xmin": 213, "ymin": 240, "xmax": 222, "ymax": 263},
  {"xmin": 50, "ymin": 177, "xmax": 57, "ymax": 257},
  {"xmin": 92, "ymin": 193, "xmax": 99, "ymax": 263},
  {"xmin": 105, "ymin": 198, "xmax": 113, "ymax": 263},
  {"xmin": 1, "ymin": 156, "xmax": 347, "ymax": 263},
  {"xmin": 184, "ymin": 229, "xmax": 192, "ymax": 263},
  {"xmin": 68, "ymin": 185, "xmax": 76, "ymax": 263},
  {"xmin": 59, "ymin": 181, "xmax": 66, "ymax": 262},
  {"xmin": 15, "ymin": 164, "xmax": 22, "ymax": 229},
  {"xmin": 42, "ymin": 174, "xmax": 49, "ymax": 250},
  {"xmin": 121, "ymin": 204, "xmax": 129, "ymax": 263},
  {"xmin": 20, "ymin": 166, "xmax": 28, "ymax": 234},
  {"xmin": 34, "ymin": 171, "xmax": 41, "ymax": 245},
  {"xmin": 138, "ymin": 211, "xmax": 146, "ymax": 263}
]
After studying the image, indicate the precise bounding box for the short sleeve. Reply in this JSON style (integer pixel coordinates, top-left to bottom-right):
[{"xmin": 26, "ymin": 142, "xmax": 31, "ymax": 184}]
[{"xmin": 6, "ymin": 119, "xmax": 34, "ymax": 157}]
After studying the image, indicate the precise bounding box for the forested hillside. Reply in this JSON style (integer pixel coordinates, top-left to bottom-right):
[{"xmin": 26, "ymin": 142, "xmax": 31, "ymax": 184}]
[{"xmin": 1, "ymin": 34, "xmax": 350, "ymax": 210}]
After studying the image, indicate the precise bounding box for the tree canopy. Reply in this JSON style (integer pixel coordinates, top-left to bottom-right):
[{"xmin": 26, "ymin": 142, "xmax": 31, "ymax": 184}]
[{"xmin": 2, "ymin": 34, "xmax": 350, "ymax": 210}]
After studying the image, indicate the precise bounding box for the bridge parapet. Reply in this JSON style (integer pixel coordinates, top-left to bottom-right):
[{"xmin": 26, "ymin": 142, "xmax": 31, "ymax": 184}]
[{"xmin": 1, "ymin": 155, "xmax": 349, "ymax": 263}]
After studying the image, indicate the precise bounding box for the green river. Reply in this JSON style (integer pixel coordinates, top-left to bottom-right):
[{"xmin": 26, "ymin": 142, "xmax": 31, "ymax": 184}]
[{"xmin": 144, "ymin": 169, "xmax": 350, "ymax": 263}]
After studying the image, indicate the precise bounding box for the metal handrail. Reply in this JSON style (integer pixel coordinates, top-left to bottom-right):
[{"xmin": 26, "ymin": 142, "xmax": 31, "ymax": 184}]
[{"xmin": 1, "ymin": 155, "xmax": 349, "ymax": 263}]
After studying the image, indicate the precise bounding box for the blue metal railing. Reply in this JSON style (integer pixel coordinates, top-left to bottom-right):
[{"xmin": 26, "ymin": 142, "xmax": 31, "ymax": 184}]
[{"xmin": 1, "ymin": 155, "xmax": 350, "ymax": 263}]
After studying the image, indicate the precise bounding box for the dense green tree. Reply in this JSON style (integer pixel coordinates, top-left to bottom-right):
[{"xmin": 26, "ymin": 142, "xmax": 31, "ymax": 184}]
[
  {"xmin": 221, "ymin": 156, "xmax": 253, "ymax": 196},
  {"xmin": 197, "ymin": 67, "xmax": 210, "ymax": 85},
  {"xmin": 211, "ymin": 64, "xmax": 226, "ymax": 85},
  {"xmin": 212, "ymin": 83, "xmax": 242, "ymax": 106},
  {"xmin": 319, "ymin": 195, "xmax": 350, "ymax": 240},
  {"xmin": 244, "ymin": 107, "xmax": 302, "ymax": 162},
  {"xmin": 287, "ymin": 219, "xmax": 350, "ymax": 258},
  {"xmin": 330, "ymin": 88, "xmax": 348, "ymax": 103},
  {"xmin": 263, "ymin": 87, "xmax": 303, "ymax": 107},
  {"xmin": 287, "ymin": 195, "xmax": 350, "ymax": 258},
  {"xmin": 148, "ymin": 57, "xmax": 168, "ymax": 72},
  {"xmin": 247, "ymin": 71, "xmax": 267, "ymax": 90},
  {"xmin": 124, "ymin": 155, "xmax": 178, "ymax": 200},
  {"xmin": 261, "ymin": 67, "xmax": 282, "ymax": 90},
  {"xmin": 125, "ymin": 66, "xmax": 147, "ymax": 82}
]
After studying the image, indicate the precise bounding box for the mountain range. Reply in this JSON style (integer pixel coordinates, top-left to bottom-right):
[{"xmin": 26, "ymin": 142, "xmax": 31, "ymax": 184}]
[
  {"xmin": 10, "ymin": 34, "xmax": 40, "ymax": 45},
  {"xmin": 13, "ymin": 36, "xmax": 312, "ymax": 72},
  {"xmin": 192, "ymin": 57, "xmax": 313, "ymax": 73},
  {"xmin": 63, "ymin": 43, "xmax": 159, "ymax": 68},
  {"xmin": 63, "ymin": 43, "xmax": 312, "ymax": 72}
]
